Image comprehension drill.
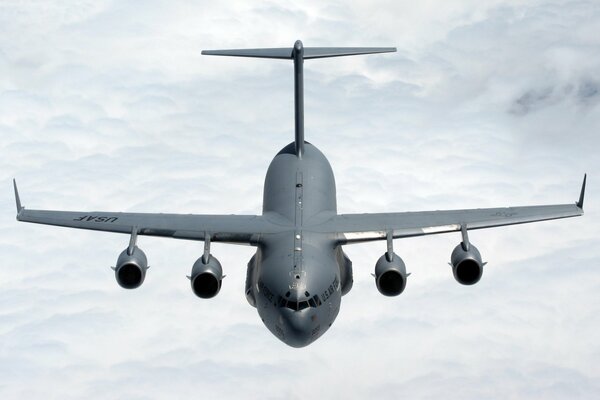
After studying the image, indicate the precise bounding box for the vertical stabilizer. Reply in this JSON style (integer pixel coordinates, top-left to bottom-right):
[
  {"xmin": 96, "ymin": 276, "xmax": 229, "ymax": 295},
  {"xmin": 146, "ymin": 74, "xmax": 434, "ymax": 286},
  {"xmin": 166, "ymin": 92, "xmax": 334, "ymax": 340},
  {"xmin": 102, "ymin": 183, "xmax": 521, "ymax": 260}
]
[
  {"xmin": 202, "ymin": 40, "xmax": 396, "ymax": 158},
  {"xmin": 292, "ymin": 40, "xmax": 304, "ymax": 157}
]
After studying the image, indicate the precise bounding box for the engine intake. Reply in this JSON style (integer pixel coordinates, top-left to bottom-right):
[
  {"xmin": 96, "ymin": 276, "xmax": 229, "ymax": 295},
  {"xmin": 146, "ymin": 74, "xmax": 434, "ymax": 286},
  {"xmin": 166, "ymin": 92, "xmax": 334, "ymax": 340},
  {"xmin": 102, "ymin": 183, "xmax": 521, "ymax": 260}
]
[
  {"xmin": 190, "ymin": 255, "xmax": 223, "ymax": 298},
  {"xmin": 374, "ymin": 252, "xmax": 408, "ymax": 296},
  {"xmin": 451, "ymin": 242, "xmax": 484, "ymax": 285},
  {"xmin": 114, "ymin": 246, "xmax": 148, "ymax": 289}
]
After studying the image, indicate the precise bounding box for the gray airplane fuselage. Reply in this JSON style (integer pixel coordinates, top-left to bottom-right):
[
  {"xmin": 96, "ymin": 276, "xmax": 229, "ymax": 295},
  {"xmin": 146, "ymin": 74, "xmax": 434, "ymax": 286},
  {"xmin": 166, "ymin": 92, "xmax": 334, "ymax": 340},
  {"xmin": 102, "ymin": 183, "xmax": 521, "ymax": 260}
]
[
  {"xmin": 247, "ymin": 142, "xmax": 351, "ymax": 347},
  {"xmin": 14, "ymin": 41, "xmax": 585, "ymax": 349}
]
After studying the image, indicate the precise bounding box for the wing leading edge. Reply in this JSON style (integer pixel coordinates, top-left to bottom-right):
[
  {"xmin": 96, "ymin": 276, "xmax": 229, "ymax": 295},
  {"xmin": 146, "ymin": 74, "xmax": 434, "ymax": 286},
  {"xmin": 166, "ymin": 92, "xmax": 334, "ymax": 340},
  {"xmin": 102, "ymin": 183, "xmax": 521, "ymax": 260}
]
[
  {"xmin": 13, "ymin": 180, "xmax": 279, "ymax": 245},
  {"xmin": 13, "ymin": 175, "xmax": 586, "ymax": 245},
  {"xmin": 322, "ymin": 175, "xmax": 586, "ymax": 244}
]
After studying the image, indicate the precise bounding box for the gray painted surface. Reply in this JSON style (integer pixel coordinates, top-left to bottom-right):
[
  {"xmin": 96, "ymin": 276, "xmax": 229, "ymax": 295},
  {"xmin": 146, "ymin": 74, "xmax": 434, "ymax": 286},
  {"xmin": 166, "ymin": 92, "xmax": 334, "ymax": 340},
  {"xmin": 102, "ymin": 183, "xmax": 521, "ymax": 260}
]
[{"xmin": 13, "ymin": 41, "xmax": 585, "ymax": 348}]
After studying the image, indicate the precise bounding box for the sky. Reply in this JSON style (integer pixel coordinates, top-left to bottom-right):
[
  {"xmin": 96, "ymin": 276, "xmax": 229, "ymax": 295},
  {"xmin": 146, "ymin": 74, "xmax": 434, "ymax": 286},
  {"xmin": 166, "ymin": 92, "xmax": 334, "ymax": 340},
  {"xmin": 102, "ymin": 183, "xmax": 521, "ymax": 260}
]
[{"xmin": 0, "ymin": 0, "xmax": 599, "ymax": 398}]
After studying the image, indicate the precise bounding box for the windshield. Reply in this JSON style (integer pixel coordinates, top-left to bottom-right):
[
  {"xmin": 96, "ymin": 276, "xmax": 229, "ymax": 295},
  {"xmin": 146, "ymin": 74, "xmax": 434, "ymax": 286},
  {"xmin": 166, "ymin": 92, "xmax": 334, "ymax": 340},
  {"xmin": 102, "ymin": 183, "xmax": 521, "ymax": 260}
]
[{"xmin": 278, "ymin": 294, "xmax": 322, "ymax": 311}]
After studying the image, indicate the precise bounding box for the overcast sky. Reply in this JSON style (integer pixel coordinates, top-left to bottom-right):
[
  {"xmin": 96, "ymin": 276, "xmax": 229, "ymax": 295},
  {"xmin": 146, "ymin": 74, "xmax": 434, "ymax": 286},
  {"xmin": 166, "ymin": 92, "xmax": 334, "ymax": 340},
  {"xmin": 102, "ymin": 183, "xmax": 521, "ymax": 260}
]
[{"xmin": 1, "ymin": 1, "xmax": 599, "ymax": 399}]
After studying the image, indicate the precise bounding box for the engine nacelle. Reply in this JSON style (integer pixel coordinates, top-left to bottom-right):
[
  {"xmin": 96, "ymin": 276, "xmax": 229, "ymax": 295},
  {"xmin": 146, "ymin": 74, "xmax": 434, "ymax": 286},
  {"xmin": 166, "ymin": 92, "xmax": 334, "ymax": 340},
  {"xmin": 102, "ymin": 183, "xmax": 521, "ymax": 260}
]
[
  {"xmin": 451, "ymin": 242, "xmax": 484, "ymax": 285},
  {"xmin": 190, "ymin": 255, "xmax": 223, "ymax": 299},
  {"xmin": 374, "ymin": 252, "xmax": 408, "ymax": 296},
  {"xmin": 114, "ymin": 246, "xmax": 148, "ymax": 289}
]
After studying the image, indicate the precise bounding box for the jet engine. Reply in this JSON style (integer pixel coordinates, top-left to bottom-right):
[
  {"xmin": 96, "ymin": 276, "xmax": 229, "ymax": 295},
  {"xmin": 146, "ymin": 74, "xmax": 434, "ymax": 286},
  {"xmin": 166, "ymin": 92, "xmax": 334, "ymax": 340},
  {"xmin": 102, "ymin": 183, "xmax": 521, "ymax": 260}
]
[
  {"xmin": 374, "ymin": 252, "xmax": 409, "ymax": 296},
  {"xmin": 114, "ymin": 246, "xmax": 148, "ymax": 289},
  {"xmin": 190, "ymin": 255, "xmax": 223, "ymax": 298},
  {"xmin": 450, "ymin": 242, "xmax": 484, "ymax": 285}
]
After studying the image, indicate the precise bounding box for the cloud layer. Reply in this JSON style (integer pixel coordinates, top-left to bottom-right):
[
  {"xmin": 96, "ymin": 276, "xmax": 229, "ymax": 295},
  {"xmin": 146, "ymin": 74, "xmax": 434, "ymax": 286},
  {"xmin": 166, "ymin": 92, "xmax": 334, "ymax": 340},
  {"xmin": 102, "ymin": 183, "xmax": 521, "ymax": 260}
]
[{"xmin": 1, "ymin": 1, "xmax": 599, "ymax": 399}]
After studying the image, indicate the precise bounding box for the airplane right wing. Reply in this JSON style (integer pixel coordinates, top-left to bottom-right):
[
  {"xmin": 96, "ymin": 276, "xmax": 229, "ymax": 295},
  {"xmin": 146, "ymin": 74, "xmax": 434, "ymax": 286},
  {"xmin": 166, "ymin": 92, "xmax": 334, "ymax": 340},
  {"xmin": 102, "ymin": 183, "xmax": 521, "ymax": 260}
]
[{"xmin": 13, "ymin": 180, "xmax": 281, "ymax": 245}]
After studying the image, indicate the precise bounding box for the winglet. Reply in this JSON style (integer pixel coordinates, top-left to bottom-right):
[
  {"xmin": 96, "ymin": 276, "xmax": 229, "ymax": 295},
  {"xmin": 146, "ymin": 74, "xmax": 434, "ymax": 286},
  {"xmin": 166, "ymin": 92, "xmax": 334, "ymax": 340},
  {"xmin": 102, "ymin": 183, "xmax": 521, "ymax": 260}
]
[
  {"xmin": 13, "ymin": 179, "xmax": 23, "ymax": 215},
  {"xmin": 576, "ymin": 173, "xmax": 586, "ymax": 210}
]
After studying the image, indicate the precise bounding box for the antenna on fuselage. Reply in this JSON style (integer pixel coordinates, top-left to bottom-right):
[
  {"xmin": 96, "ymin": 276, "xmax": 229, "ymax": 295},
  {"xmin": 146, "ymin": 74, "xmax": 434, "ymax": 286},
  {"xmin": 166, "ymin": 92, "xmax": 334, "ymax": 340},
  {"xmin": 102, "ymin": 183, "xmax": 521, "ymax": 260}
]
[{"xmin": 202, "ymin": 40, "xmax": 397, "ymax": 158}]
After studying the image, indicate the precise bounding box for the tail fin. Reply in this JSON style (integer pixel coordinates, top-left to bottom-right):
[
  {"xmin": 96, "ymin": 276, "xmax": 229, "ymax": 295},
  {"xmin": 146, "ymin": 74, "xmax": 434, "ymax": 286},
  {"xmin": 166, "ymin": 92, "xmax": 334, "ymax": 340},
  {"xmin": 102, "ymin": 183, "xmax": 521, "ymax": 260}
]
[{"xmin": 202, "ymin": 40, "xmax": 396, "ymax": 157}]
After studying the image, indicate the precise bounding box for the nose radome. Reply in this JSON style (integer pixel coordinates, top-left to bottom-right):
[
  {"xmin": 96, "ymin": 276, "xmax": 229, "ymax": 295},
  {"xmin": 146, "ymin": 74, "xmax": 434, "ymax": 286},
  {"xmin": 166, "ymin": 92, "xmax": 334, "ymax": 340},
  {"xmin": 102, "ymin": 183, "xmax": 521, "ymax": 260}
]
[{"xmin": 280, "ymin": 309, "xmax": 314, "ymax": 348}]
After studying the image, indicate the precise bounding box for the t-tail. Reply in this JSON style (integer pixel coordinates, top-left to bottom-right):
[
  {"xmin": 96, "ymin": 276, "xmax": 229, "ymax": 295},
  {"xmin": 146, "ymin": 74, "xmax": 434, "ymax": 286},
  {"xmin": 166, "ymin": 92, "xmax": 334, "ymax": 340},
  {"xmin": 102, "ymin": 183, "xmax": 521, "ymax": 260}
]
[{"xmin": 202, "ymin": 40, "xmax": 396, "ymax": 158}]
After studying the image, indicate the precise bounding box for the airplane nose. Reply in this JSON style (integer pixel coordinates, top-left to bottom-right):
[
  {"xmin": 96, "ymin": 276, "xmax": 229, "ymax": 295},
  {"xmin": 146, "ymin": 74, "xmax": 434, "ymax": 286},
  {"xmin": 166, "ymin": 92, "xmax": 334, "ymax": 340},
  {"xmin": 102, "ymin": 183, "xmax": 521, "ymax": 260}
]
[{"xmin": 280, "ymin": 309, "xmax": 315, "ymax": 348}]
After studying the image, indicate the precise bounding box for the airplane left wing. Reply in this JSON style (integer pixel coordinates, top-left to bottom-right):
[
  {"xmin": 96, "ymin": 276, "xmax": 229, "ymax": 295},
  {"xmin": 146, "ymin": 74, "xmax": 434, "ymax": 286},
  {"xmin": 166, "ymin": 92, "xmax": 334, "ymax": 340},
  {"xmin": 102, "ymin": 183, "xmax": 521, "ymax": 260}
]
[
  {"xmin": 321, "ymin": 175, "xmax": 586, "ymax": 244},
  {"xmin": 13, "ymin": 180, "xmax": 278, "ymax": 245}
]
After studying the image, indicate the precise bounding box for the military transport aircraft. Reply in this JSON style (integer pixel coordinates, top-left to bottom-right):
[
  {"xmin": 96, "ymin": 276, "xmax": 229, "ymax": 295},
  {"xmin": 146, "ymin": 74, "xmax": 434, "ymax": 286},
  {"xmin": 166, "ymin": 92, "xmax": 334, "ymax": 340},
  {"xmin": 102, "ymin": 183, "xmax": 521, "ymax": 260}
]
[{"xmin": 13, "ymin": 40, "xmax": 586, "ymax": 348}]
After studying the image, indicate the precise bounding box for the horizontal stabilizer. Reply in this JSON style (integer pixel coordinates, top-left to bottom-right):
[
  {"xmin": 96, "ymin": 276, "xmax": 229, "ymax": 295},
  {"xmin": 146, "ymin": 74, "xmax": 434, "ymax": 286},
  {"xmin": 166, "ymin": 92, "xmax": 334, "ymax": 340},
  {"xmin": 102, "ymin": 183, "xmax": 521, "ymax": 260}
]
[
  {"xmin": 202, "ymin": 48, "xmax": 293, "ymax": 59},
  {"xmin": 202, "ymin": 40, "xmax": 396, "ymax": 159},
  {"xmin": 202, "ymin": 46, "xmax": 396, "ymax": 60},
  {"xmin": 303, "ymin": 47, "xmax": 396, "ymax": 59}
]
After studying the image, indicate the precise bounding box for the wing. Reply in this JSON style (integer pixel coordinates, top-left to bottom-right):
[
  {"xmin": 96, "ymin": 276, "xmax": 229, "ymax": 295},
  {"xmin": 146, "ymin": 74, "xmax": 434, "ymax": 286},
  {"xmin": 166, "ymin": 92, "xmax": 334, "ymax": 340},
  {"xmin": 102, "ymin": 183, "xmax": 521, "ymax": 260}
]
[
  {"xmin": 322, "ymin": 175, "xmax": 586, "ymax": 244},
  {"xmin": 13, "ymin": 180, "xmax": 279, "ymax": 245}
]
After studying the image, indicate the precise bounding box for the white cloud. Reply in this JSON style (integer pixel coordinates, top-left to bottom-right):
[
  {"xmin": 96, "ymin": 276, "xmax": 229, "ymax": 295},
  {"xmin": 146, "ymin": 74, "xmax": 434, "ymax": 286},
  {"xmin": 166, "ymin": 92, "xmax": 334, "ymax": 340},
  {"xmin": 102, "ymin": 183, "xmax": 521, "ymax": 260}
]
[{"xmin": 1, "ymin": 0, "xmax": 599, "ymax": 399}]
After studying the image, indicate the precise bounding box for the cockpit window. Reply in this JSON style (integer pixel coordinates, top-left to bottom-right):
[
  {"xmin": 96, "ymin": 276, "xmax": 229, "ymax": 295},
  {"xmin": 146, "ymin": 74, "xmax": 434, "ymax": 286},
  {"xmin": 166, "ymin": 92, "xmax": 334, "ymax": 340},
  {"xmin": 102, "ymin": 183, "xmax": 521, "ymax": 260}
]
[
  {"xmin": 278, "ymin": 294, "xmax": 320, "ymax": 311},
  {"xmin": 312, "ymin": 295, "xmax": 322, "ymax": 306}
]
